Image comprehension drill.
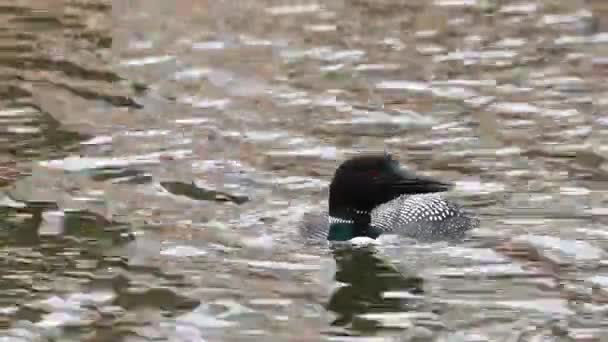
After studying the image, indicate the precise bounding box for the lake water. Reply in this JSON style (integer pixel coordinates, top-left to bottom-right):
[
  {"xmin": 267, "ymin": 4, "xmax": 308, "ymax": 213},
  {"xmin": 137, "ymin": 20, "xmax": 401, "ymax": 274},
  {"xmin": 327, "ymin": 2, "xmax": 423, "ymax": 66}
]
[{"xmin": 1, "ymin": 0, "xmax": 608, "ymax": 340}]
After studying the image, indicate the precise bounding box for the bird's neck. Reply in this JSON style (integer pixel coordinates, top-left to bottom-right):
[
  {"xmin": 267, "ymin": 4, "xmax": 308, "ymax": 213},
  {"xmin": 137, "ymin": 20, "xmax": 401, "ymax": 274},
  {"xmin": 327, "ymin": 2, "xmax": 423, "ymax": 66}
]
[
  {"xmin": 327, "ymin": 221, "xmax": 356, "ymax": 241},
  {"xmin": 327, "ymin": 208, "xmax": 380, "ymax": 241},
  {"xmin": 328, "ymin": 185, "xmax": 382, "ymax": 240}
]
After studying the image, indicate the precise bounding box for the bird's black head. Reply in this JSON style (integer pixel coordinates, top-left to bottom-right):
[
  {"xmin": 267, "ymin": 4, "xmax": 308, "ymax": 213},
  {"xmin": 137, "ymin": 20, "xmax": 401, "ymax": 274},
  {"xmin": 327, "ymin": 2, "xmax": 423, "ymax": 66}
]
[{"xmin": 328, "ymin": 153, "xmax": 452, "ymax": 220}]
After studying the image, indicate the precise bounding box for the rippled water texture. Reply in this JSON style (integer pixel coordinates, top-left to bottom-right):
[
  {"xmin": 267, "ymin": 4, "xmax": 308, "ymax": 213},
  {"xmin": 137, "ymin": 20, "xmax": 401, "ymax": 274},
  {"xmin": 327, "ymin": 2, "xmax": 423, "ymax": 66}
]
[{"xmin": 1, "ymin": 0, "xmax": 608, "ymax": 340}]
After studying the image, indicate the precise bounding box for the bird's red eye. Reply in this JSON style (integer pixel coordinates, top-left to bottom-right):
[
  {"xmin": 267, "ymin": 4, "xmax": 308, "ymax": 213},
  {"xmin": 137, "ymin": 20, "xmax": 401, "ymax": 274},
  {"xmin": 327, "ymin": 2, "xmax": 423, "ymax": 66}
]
[{"xmin": 368, "ymin": 169, "xmax": 380, "ymax": 177}]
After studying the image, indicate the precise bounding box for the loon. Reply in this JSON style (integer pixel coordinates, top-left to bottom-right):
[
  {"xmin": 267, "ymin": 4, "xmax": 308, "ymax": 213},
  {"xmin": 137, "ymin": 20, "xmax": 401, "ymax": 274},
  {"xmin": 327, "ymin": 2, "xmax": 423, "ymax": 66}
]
[{"xmin": 300, "ymin": 153, "xmax": 478, "ymax": 242}]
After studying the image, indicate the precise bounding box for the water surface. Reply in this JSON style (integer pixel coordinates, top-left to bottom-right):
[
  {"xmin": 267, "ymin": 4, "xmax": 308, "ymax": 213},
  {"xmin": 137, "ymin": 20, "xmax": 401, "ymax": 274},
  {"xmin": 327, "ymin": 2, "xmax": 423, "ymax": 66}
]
[{"xmin": 1, "ymin": 0, "xmax": 608, "ymax": 340}]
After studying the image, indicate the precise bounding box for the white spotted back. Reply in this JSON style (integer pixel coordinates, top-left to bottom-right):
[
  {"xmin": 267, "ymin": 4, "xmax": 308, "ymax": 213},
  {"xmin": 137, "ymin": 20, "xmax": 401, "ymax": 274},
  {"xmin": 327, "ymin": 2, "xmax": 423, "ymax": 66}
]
[{"xmin": 371, "ymin": 193, "xmax": 477, "ymax": 240}]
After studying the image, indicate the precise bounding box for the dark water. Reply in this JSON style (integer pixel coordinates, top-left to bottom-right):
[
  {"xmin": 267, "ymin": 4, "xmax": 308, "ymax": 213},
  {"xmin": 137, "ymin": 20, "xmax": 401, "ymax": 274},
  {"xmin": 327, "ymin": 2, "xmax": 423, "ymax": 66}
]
[{"xmin": 1, "ymin": 0, "xmax": 608, "ymax": 341}]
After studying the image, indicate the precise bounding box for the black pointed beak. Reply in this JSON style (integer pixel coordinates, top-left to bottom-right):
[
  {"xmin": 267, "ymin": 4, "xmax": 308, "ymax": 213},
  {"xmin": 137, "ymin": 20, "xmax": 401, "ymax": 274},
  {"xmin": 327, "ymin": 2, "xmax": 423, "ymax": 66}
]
[
  {"xmin": 392, "ymin": 175, "xmax": 452, "ymax": 193},
  {"xmin": 379, "ymin": 168, "xmax": 452, "ymax": 194}
]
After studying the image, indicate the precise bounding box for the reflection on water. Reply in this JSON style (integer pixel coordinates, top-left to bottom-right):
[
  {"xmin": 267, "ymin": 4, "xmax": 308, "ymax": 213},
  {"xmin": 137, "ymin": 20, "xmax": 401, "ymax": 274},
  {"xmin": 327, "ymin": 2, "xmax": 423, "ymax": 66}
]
[
  {"xmin": 0, "ymin": 0, "xmax": 607, "ymax": 340},
  {"xmin": 328, "ymin": 246, "xmax": 425, "ymax": 333}
]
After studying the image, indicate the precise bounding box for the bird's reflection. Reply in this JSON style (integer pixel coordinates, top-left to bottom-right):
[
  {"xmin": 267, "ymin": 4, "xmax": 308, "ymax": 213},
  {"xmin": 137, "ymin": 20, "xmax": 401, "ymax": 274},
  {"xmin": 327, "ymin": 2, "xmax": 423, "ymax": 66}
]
[{"xmin": 326, "ymin": 245, "xmax": 425, "ymax": 332}]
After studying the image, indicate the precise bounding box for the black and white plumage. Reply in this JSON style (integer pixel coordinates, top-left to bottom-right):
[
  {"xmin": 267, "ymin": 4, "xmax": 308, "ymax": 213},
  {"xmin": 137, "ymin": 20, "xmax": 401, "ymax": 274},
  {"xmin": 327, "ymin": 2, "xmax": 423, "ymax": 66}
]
[
  {"xmin": 370, "ymin": 193, "xmax": 477, "ymax": 240},
  {"xmin": 300, "ymin": 153, "xmax": 479, "ymax": 242}
]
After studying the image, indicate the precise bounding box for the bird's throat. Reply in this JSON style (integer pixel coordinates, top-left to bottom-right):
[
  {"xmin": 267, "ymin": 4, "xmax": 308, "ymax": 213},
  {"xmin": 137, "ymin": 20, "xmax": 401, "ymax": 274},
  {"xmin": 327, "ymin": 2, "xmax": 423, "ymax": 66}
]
[{"xmin": 327, "ymin": 221, "xmax": 382, "ymax": 241}]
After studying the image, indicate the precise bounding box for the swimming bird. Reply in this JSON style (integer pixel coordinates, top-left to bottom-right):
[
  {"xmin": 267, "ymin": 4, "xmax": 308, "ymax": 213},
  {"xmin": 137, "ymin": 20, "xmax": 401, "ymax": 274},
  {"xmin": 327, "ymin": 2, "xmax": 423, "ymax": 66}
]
[{"xmin": 300, "ymin": 153, "xmax": 478, "ymax": 241}]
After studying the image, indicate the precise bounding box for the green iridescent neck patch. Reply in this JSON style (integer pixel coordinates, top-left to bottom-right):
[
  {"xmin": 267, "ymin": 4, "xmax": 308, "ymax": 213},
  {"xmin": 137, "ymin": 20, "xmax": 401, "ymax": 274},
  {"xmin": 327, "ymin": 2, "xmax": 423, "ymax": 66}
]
[{"xmin": 327, "ymin": 222, "xmax": 383, "ymax": 241}]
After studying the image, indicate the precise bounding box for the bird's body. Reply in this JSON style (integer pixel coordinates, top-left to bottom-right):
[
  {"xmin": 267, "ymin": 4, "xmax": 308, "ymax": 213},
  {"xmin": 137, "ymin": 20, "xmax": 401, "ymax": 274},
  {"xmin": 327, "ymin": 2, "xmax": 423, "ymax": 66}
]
[
  {"xmin": 300, "ymin": 154, "xmax": 478, "ymax": 242},
  {"xmin": 301, "ymin": 194, "xmax": 477, "ymax": 241}
]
